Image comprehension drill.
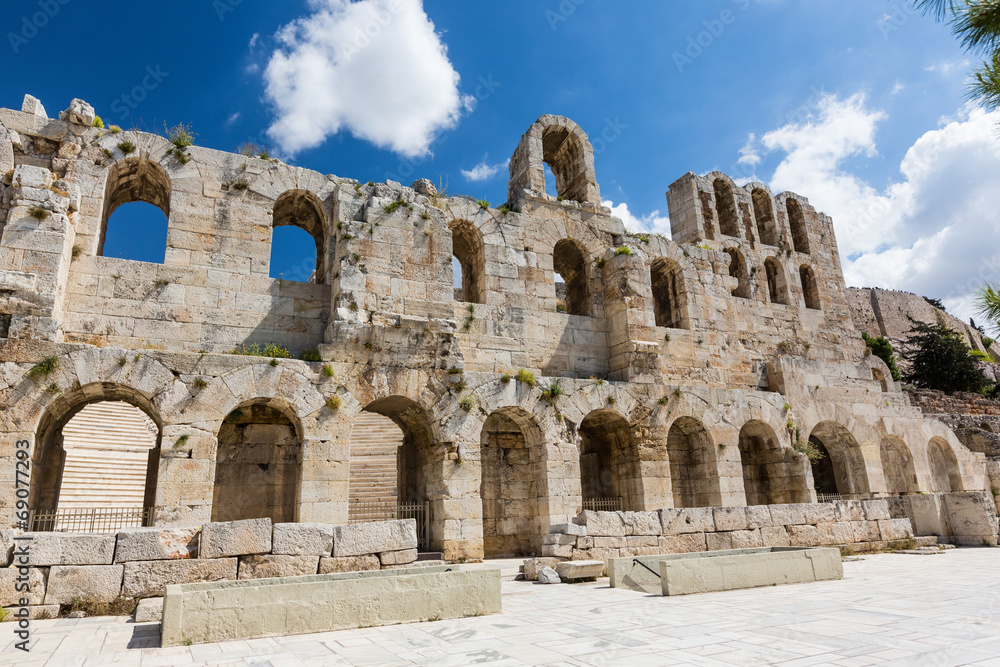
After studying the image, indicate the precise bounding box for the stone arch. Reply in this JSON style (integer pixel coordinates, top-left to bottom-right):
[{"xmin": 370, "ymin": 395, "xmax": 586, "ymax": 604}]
[
  {"xmin": 667, "ymin": 416, "xmax": 721, "ymax": 508},
  {"xmin": 880, "ymin": 437, "xmax": 918, "ymax": 495},
  {"xmin": 800, "ymin": 265, "xmax": 821, "ymax": 310},
  {"xmin": 579, "ymin": 409, "xmax": 642, "ymax": 511},
  {"xmin": 449, "ymin": 218, "xmax": 486, "ymax": 304},
  {"xmin": 738, "ymin": 420, "xmax": 810, "ymax": 505},
  {"xmin": 751, "ymin": 187, "xmax": 777, "ymax": 246},
  {"xmin": 714, "ymin": 178, "xmax": 740, "ymax": 238},
  {"xmin": 508, "ymin": 115, "xmax": 601, "ymax": 205},
  {"xmin": 31, "ymin": 382, "xmax": 163, "ymax": 523},
  {"xmin": 927, "ymin": 437, "xmax": 962, "ymax": 492},
  {"xmin": 553, "ymin": 238, "xmax": 590, "ymax": 316},
  {"xmin": 764, "ymin": 257, "xmax": 788, "ymax": 305},
  {"xmin": 786, "ymin": 197, "xmax": 810, "ymax": 254},
  {"xmin": 273, "ymin": 189, "xmax": 327, "ymax": 284},
  {"xmin": 725, "ymin": 248, "xmax": 751, "ymax": 299},
  {"xmin": 214, "ymin": 398, "xmax": 303, "ymax": 523},
  {"xmin": 650, "ymin": 257, "xmax": 689, "ymax": 329},
  {"xmin": 99, "ymin": 157, "xmax": 172, "ymax": 260},
  {"xmin": 808, "ymin": 422, "xmax": 870, "ymax": 497},
  {"xmin": 480, "ymin": 407, "xmax": 548, "ymax": 557}
]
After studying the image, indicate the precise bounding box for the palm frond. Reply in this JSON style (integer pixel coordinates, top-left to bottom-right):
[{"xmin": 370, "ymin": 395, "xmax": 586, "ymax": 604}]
[
  {"xmin": 974, "ymin": 282, "xmax": 1000, "ymax": 331},
  {"xmin": 970, "ymin": 50, "xmax": 1000, "ymax": 109}
]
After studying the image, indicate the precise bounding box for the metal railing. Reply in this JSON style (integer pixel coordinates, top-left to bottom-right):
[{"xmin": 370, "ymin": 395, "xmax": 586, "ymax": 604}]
[
  {"xmin": 348, "ymin": 500, "xmax": 430, "ymax": 551},
  {"xmin": 816, "ymin": 492, "xmax": 869, "ymax": 503},
  {"xmin": 27, "ymin": 507, "xmax": 154, "ymax": 533},
  {"xmin": 582, "ymin": 497, "xmax": 624, "ymax": 512}
]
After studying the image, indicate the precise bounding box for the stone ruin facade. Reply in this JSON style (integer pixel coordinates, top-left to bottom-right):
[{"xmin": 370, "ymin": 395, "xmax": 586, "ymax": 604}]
[{"xmin": 0, "ymin": 96, "xmax": 994, "ymax": 562}]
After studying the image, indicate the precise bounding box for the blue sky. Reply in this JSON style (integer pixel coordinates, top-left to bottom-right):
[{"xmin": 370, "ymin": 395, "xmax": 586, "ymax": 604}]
[{"xmin": 4, "ymin": 0, "xmax": 999, "ymax": 323}]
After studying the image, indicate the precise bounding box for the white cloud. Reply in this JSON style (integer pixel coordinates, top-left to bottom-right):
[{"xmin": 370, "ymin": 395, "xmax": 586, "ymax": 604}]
[
  {"xmin": 738, "ymin": 133, "xmax": 762, "ymax": 166},
  {"xmin": 225, "ymin": 112, "xmax": 241, "ymax": 126},
  {"xmin": 262, "ymin": 0, "xmax": 471, "ymax": 157},
  {"xmin": 746, "ymin": 93, "xmax": 1000, "ymax": 325},
  {"xmin": 462, "ymin": 158, "xmax": 509, "ymax": 182},
  {"xmin": 604, "ymin": 200, "xmax": 671, "ymax": 238},
  {"xmin": 925, "ymin": 58, "xmax": 971, "ymax": 75}
]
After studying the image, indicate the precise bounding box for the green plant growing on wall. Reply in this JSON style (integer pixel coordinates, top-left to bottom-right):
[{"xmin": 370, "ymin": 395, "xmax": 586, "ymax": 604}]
[
  {"xmin": 228, "ymin": 342, "xmax": 293, "ymax": 358},
  {"xmin": 861, "ymin": 332, "xmax": 902, "ymax": 381},
  {"xmin": 614, "ymin": 246, "xmax": 632, "ymax": 256},
  {"xmin": 476, "ymin": 199, "xmax": 490, "ymax": 210},
  {"xmin": 514, "ymin": 369, "xmax": 536, "ymax": 386},
  {"xmin": 326, "ymin": 396, "xmax": 342, "ymax": 411},
  {"xmin": 459, "ymin": 394, "xmax": 475, "ymax": 412},
  {"xmin": 173, "ymin": 435, "xmax": 189, "ymax": 449},
  {"xmin": 28, "ymin": 356, "xmax": 60, "ymax": 381},
  {"xmin": 540, "ymin": 381, "xmax": 564, "ymax": 405},
  {"xmin": 193, "ymin": 378, "xmax": 207, "ymax": 390},
  {"xmin": 300, "ymin": 349, "xmax": 321, "ymax": 362},
  {"xmin": 109, "ymin": 125, "xmax": 122, "ymax": 134},
  {"xmin": 322, "ymin": 364, "xmax": 335, "ymax": 378},
  {"xmin": 117, "ymin": 141, "xmax": 136, "ymax": 156},
  {"xmin": 463, "ymin": 304, "xmax": 476, "ymax": 331},
  {"xmin": 45, "ymin": 383, "xmax": 61, "ymax": 395},
  {"xmin": 499, "ymin": 373, "xmax": 511, "ymax": 384},
  {"xmin": 28, "ymin": 206, "xmax": 49, "ymax": 221}
]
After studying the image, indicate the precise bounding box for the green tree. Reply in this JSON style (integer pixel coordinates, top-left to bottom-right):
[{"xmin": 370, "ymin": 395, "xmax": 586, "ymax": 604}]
[
  {"xmin": 914, "ymin": 1, "xmax": 1000, "ymax": 110},
  {"xmin": 975, "ymin": 282, "xmax": 1000, "ymax": 333},
  {"xmin": 900, "ymin": 318, "xmax": 988, "ymax": 393},
  {"xmin": 862, "ymin": 332, "xmax": 902, "ymax": 381}
]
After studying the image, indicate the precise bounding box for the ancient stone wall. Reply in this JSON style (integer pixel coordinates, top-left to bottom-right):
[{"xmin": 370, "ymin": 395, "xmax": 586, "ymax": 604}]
[{"xmin": 0, "ymin": 96, "xmax": 990, "ymax": 562}]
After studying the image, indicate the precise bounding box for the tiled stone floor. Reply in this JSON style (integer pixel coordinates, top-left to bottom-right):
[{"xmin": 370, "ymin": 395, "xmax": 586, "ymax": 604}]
[{"xmin": 2, "ymin": 548, "xmax": 1000, "ymax": 666}]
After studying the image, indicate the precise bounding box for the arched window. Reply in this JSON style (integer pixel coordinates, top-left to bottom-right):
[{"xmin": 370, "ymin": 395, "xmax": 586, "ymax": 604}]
[
  {"xmin": 752, "ymin": 188, "xmax": 777, "ymax": 246},
  {"xmin": 713, "ymin": 179, "xmax": 740, "ymax": 238},
  {"xmin": 800, "ymin": 265, "xmax": 821, "ymax": 310},
  {"xmin": 764, "ymin": 257, "xmax": 788, "ymax": 305},
  {"xmin": 650, "ymin": 258, "xmax": 688, "ymax": 329},
  {"xmin": 272, "ymin": 190, "xmax": 326, "ymax": 284},
  {"xmin": 100, "ymin": 158, "xmax": 171, "ymax": 263},
  {"xmin": 541, "ymin": 125, "xmax": 589, "ymax": 202},
  {"xmin": 667, "ymin": 417, "xmax": 721, "ymax": 508},
  {"xmin": 449, "ymin": 219, "xmax": 485, "ymax": 304},
  {"xmin": 553, "ymin": 238, "xmax": 590, "ymax": 316},
  {"xmin": 725, "ymin": 248, "xmax": 751, "ymax": 299},
  {"xmin": 579, "ymin": 409, "xmax": 640, "ymax": 512},
  {"xmin": 786, "ymin": 198, "xmax": 810, "ymax": 254}
]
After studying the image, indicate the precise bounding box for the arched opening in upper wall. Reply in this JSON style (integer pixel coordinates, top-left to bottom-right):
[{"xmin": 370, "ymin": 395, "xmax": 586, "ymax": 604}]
[
  {"xmin": 786, "ymin": 198, "xmax": 810, "ymax": 254},
  {"xmin": 100, "ymin": 158, "xmax": 171, "ymax": 263},
  {"xmin": 449, "ymin": 219, "xmax": 485, "ymax": 304},
  {"xmin": 713, "ymin": 179, "xmax": 740, "ymax": 238},
  {"xmin": 507, "ymin": 116, "xmax": 601, "ymax": 206},
  {"xmin": 765, "ymin": 257, "xmax": 788, "ymax": 305},
  {"xmin": 553, "ymin": 238, "xmax": 590, "ymax": 316},
  {"xmin": 650, "ymin": 257, "xmax": 689, "ymax": 329},
  {"xmin": 272, "ymin": 190, "xmax": 326, "ymax": 284},
  {"xmin": 800, "ymin": 265, "xmax": 821, "ymax": 310},
  {"xmin": 725, "ymin": 248, "xmax": 751, "ymax": 299},
  {"xmin": 752, "ymin": 188, "xmax": 777, "ymax": 246},
  {"xmin": 542, "ymin": 125, "xmax": 589, "ymax": 202}
]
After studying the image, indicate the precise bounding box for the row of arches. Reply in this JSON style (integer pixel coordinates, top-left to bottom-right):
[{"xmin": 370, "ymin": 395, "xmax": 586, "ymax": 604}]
[{"xmin": 711, "ymin": 177, "xmax": 811, "ymax": 254}]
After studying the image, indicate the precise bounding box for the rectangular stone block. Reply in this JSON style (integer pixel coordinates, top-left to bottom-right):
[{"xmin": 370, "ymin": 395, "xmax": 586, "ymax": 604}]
[
  {"xmin": 622, "ymin": 511, "xmax": 661, "ymax": 536},
  {"xmin": 851, "ymin": 520, "xmax": 881, "ymax": 543},
  {"xmin": 862, "ymin": 499, "xmax": 891, "ymax": 521},
  {"xmin": 332, "ymin": 519, "xmax": 417, "ymax": 557},
  {"xmin": 745, "ymin": 506, "xmax": 772, "ymax": 529},
  {"xmin": 659, "ymin": 547, "xmax": 843, "ymax": 596},
  {"xmin": 802, "ymin": 503, "xmax": 836, "ymax": 524},
  {"xmin": 272, "ymin": 523, "xmax": 335, "ymax": 556},
  {"xmin": 833, "ymin": 500, "xmax": 865, "ymax": 522},
  {"xmin": 730, "ymin": 529, "xmax": 764, "ymax": 549},
  {"xmin": 379, "ymin": 549, "xmax": 417, "ymax": 566},
  {"xmin": 942, "ymin": 492, "xmax": 1000, "ymax": 546},
  {"xmin": 24, "ymin": 533, "xmax": 115, "ymax": 566},
  {"xmin": 0, "ymin": 567, "xmax": 46, "ymax": 606},
  {"xmin": 574, "ymin": 511, "xmax": 625, "ymax": 537},
  {"xmin": 44, "ymin": 565, "xmax": 124, "ymax": 605},
  {"xmin": 592, "ymin": 536, "xmax": 625, "ymax": 549},
  {"xmin": 768, "ymin": 504, "xmax": 808, "ymax": 526},
  {"xmin": 542, "ymin": 544, "xmax": 573, "ymax": 558},
  {"xmin": 815, "ymin": 522, "xmax": 855, "ymax": 546},
  {"xmin": 787, "ymin": 525, "xmax": 821, "ymax": 547},
  {"xmin": 115, "ymin": 527, "xmax": 200, "ymax": 562},
  {"xmin": 706, "ymin": 532, "xmax": 732, "ymax": 552},
  {"xmin": 318, "ymin": 555, "xmax": 380, "ymax": 574},
  {"xmin": 660, "ymin": 532, "xmax": 707, "ymax": 554},
  {"xmin": 760, "ymin": 525, "xmax": 791, "ymax": 547},
  {"xmin": 878, "ymin": 519, "xmax": 915, "ymax": 541},
  {"xmin": 238, "ymin": 555, "xmax": 320, "ymax": 580},
  {"xmin": 544, "ymin": 533, "xmax": 578, "ymax": 546},
  {"xmin": 200, "ymin": 518, "xmax": 271, "ymax": 558},
  {"xmin": 713, "ymin": 507, "xmax": 748, "ymax": 532},
  {"xmin": 548, "ymin": 523, "xmax": 586, "ymax": 537},
  {"xmin": 555, "ymin": 560, "xmax": 604, "ymax": 580},
  {"xmin": 660, "ymin": 508, "xmax": 715, "ymax": 534},
  {"xmin": 123, "ymin": 558, "xmax": 238, "ymax": 598},
  {"xmin": 135, "ymin": 597, "xmax": 163, "ymax": 623}
]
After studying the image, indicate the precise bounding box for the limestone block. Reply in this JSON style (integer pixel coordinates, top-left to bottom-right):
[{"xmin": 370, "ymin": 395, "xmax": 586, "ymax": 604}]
[
  {"xmin": 878, "ymin": 519, "xmax": 914, "ymax": 541},
  {"xmin": 576, "ymin": 537, "xmax": 594, "ymax": 549},
  {"xmin": 22, "ymin": 94, "xmax": 47, "ymax": 117},
  {"xmin": 555, "ymin": 560, "xmax": 604, "ymax": 581},
  {"xmin": 626, "ymin": 536, "xmax": 659, "ymax": 548},
  {"xmin": 942, "ymin": 492, "xmax": 1000, "ymax": 546},
  {"xmin": 122, "ymin": 558, "xmax": 238, "ymax": 598},
  {"xmin": 0, "ymin": 567, "xmax": 46, "ymax": 606},
  {"xmin": 0, "ymin": 529, "xmax": 14, "ymax": 567},
  {"xmin": 833, "ymin": 500, "xmax": 865, "ymax": 522},
  {"xmin": 544, "ymin": 533, "xmax": 578, "ymax": 546},
  {"xmin": 802, "ymin": 503, "xmax": 836, "ymax": 524},
  {"xmin": 114, "ymin": 528, "xmax": 200, "ymax": 562},
  {"xmin": 272, "ymin": 523, "xmax": 334, "ymax": 556},
  {"xmin": 713, "ymin": 507, "xmax": 748, "ymax": 532},
  {"xmin": 787, "ymin": 525, "xmax": 821, "ymax": 547},
  {"xmin": 548, "ymin": 523, "xmax": 586, "ymax": 537},
  {"xmin": 25, "ymin": 605, "xmax": 59, "ymax": 620},
  {"xmin": 538, "ymin": 567, "xmax": 561, "ymax": 584},
  {"xmin": 44, "ymin": 565, "xmax": 124, "ymax": 605},
  {"xmin": 730, "ymin": 529, "xmax": 764, "ymax": 550},
  {"xmin": 574, "ymin": 510, "xmax": 625, "ymax": 537},
  {"xmin": 59, "ymin": 99, "xmax": 95, "ymax": 126},
  {"xmin": 523, "ymin": 557, "xmax": 562, "ymax": 581},
  {"xmin": 660, "ymin": 532, "xmax": 707, "ymax": 554},
  {"xmin": 760, "ymin": 525, "xmax": 791, "ymax": 547},
  {"xmin": 861, "ymin": 500, "xmax": 891, "ymax": 521},
  {"xmin": 622, "ymin": 512, "xmax": 661, "ymax": 536},
  {"xmin": 24, "ymin": 533, "xmax": 115, "ymax": 566},
  {"xmin": 815, "ymin": 522, "xmax": 855, "ymax": 546},
  {"xmin": 237, "ymin": 555, "xmax": 320, "ymax": 580},
  {"xmin": 706, "ymin": 532, "xmax": 733, "ymax": 552},
  {"xmin": 768, "ymin": 504, "xmax": 808, "ymax": 526},
  {"xmin": 318, "ymin": 555, "xmax": 380, "ymax": 574},
  {"xmin": 660, "ymin": 508, "xmax": 716, "ymax": 534},
  {"xmin": 200, "ymin": 518, "xmax": 271, "ymax": 558},
  {"xmin": 888, "ymin": 494, "xmax": 947, "ymax": 536},
  {"xmin": 745, "ymin": 506, "xmax": 772, "ymax": 529},
  {"xmin": 542, "ymin": 544, "xmax": 573, "ymax": 558},
  {"xmin": 592, "ymin": 537, "xmax": 626, "ymax": 549},
  {"xmin": 379, "ymin": 549, "xmax": 418, "ymax": 566},
  {"xmin": 135, "ymin": 597, "xmax": 163, "ymax": 623},
  {"xmin": 332, "ymin": 519, "xmax": 416, "ymax": 557},
  {"xmin": 383, "ymin": 560, "xmax": 445, "ymax": 570},
  {"xmin": 850, "ymin": 521, "xmax": 881, "ymax": 543}
]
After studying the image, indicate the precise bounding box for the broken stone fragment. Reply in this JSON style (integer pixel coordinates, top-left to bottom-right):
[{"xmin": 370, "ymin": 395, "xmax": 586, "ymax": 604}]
[
  {"xmin": 411, "ymin": 178, "xmax": 437, "ymax": 196},
  {"xmin": 22, "ymin": 94, "xmax": 47, "ymax": 118},
  {"xmin": 537, "ymin": 566, "xmax": 561, "ymax": 584},
  {"xmin": 59, "ymin": 99, "xmax": 95, "ymax": 126}
]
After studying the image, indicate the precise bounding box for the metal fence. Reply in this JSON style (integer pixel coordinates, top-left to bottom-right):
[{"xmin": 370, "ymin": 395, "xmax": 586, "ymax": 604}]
[
  {"xmin": 582, "ymin": 497, "xmax": 624, "ymax": 512},
  {"xmin": 27, "ymin": 507, "xmax": 154, "ymax": 533},
  {"xmin": 348, "ymin": 501, "xmax": 430, "ymax": 551},
  {"xmin": 816, "ymin": 492, "xmax": 869, "ymax": 503}
]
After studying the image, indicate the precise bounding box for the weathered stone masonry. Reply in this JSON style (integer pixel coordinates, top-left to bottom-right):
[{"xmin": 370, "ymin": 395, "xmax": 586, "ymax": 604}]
[{"xmin": 0, "ymin": 97, "xmax": 992, "ymax": 561}]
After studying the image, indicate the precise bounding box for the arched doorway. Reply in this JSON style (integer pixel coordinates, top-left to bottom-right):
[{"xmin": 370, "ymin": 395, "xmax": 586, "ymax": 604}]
[
  {"xmin": 808, "ymin": 422, "xmax": 869, "ymax": 498},
  {"xmin": 579, "ymin": 409, "xmax": 640, "ymax": 511},
  {"xmin": 667, "ymin": 417, "xmax": 721, "ymax": 508},
  {"xmin": 480, "ymin": 408, "xmax": 548, "ymax": 557},
  {"xmin": 739, "ymin": 421, "xmax": 809, "ymax": 505},
  {"xmin": 880, "ymin": 438, "xmax": 918, "ymax": 495},
  {"xmin": 928, "ymin": 437, "xmax": 962, "ymax": 492}
]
